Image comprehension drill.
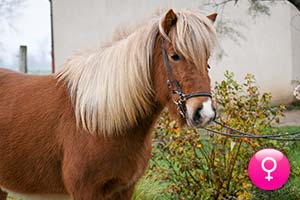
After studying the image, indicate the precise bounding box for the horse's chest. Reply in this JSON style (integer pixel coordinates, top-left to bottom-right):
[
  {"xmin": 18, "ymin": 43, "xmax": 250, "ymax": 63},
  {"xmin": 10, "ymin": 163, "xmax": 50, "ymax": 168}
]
[
  {"xmin": 102, "ymin": 137, "xmax": 152, "ymax": 174},
  {"xmin": 71, "ymin": 134, "xmax": 152, "ymax": 182}
]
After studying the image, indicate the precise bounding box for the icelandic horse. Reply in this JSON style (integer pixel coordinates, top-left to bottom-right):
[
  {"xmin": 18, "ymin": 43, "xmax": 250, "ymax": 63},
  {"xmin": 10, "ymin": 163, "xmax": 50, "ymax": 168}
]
[{"xmin": 0, "ymin": 9, "xmax": 218, "ymax": 200}]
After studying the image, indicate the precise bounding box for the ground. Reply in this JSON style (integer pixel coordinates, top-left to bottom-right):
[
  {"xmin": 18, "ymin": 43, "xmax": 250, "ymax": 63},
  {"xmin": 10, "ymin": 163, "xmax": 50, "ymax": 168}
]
[{"xmin": 279, "ymin": 109, "xmax": 300, "ymax": 126}]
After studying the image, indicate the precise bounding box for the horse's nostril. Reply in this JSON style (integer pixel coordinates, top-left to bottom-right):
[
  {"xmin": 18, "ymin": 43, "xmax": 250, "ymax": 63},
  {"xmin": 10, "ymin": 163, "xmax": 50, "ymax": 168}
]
[{"xmin": 193, "ymin": 106, "xmax": 203, "ymax": 123}]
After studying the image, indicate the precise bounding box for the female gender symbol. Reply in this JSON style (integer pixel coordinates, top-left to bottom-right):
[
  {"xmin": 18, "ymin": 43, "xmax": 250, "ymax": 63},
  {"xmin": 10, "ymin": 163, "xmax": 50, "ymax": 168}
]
[
  {"xmin": 261, "ymin": 157, "xmax": 277, "ymax": 181},
  {"xmin": 248, "ymin": 148, "xmax": 290, "ymax": 190}
]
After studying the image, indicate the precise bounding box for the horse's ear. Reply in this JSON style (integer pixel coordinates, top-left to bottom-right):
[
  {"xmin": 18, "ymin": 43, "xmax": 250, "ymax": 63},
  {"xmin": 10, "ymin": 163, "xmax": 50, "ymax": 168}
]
[
  {"xmin": 207, "ymin": 13, "xmax": 217, "ymax": 23},
  {"xmin": 161, "ymin": 9, "xmax": 178, "ymax": 35}
]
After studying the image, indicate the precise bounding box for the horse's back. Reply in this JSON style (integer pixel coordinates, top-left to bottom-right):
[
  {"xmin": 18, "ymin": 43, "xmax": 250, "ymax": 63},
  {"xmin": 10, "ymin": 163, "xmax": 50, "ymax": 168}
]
[
  {"xmin": 0, "ymin": 68, "xmax": 69, "ymax": 194},
  {"xmin": 0, "ymin": 68, "xmax": 62, "ymax": 132},
  {"xmin": 0, "ymin": 68, "xmax": 33, "ymax": 130}
]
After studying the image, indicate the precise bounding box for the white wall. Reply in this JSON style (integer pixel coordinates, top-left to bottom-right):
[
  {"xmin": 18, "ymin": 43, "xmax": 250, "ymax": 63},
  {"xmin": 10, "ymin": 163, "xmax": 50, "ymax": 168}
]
[
  {"xmin": 209, "ymin": 1, "xmax": 297, "ymax": 104},
  {"xmin": 52, "ymin": 0, "xmax": 300, "ymax": 104},
  {"xmin": 52, "ymin": 0, "xmax": 206, "ymax": 68},
  {"xmin": 291, "ymin": 5, "xmax": 300, "ymax": 82}
]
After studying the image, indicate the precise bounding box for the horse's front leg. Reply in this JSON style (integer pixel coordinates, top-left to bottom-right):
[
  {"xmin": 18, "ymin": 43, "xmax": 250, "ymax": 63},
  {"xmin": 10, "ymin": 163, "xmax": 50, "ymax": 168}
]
[
  {"xmin": 0, "ymin": 189, "xmax": 7, "ymax": 200},
  {"xmin": 63, "ymin": 164, "xmax": 129, "ymax": 200},
  {"xmin": 64, "ymin": 182, "xmax": 104, "ymax": 200},
  {"xmin": 65, "ymin": 178, "xmax": 134, "ymax": 200},
  {"xmin": 63, "ymin": 175, "xmax": 104, "ymax": 200},
  {"xmin": 108, "ymin": 184, "xmax": 136, "ymax": 200},
  {"xmin": 69, "ymin": 190, "xmax": 104, "ymax": 200}
]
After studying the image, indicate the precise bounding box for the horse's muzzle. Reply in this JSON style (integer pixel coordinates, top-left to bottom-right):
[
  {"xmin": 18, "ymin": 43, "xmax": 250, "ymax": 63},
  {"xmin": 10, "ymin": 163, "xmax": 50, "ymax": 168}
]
[{"xmin": 186, "ymin": 98, "xmax": 216, "ymax": 128}]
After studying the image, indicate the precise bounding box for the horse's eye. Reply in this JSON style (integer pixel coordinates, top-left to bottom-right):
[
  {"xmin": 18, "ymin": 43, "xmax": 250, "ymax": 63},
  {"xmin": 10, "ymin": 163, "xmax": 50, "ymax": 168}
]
[
  {"xmin": 208, "ymin": 65, "xmax": 211, "ymax": 69},
  {"xmin": 171, "ymin": 53, "xmax": 180, "ymax": 61}
]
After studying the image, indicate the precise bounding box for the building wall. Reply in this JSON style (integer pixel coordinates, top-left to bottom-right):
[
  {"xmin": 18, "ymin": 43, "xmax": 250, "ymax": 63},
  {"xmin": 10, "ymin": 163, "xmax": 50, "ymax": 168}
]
[
  {"xmin": 291, "ymin": 6, "xmax": 300, "ymax": 83},
  {"xmin": 52, "ymin": 0, "xmax": 204, "ymax": 68},
  {"xmin": 209, "ymin": 2, "xmax": 297, "ymax": 104},
  {"xmin": 52, "ymin": 0, "xmax": 300, "ymax": 104}
]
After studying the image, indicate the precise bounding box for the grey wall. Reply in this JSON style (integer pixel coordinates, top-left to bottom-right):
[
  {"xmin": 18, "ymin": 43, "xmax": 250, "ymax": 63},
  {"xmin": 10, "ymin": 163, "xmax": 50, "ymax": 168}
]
[{"xmin": 291, "ymin": 6, "xmax": 300, "ymax": 83}]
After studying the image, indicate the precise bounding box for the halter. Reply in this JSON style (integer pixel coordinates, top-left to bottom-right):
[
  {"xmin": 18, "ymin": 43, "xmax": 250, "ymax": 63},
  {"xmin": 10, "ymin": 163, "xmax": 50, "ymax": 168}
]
[{"xmin": 161, "ymin": 40, "xmax": 212, "ymax": 118}]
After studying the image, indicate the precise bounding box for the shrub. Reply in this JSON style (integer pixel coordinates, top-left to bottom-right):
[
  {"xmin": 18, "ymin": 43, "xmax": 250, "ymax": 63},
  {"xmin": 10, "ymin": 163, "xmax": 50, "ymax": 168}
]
[{"xmin": 148, "ymin": 71, "xmax": 288, "ymax": 199}]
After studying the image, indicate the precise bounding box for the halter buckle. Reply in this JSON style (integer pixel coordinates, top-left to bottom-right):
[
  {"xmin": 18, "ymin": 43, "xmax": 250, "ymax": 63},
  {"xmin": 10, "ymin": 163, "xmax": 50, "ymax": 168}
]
[{"xmin": 167, "ymin": 80, "xmax": 171, "ymax": 88}]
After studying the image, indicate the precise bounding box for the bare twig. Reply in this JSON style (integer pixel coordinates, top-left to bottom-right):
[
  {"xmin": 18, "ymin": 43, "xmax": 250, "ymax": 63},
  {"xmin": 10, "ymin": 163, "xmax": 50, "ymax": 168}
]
[{"xmin": 214, "ymin": 0, "xmax": 299, "ymax": 11}]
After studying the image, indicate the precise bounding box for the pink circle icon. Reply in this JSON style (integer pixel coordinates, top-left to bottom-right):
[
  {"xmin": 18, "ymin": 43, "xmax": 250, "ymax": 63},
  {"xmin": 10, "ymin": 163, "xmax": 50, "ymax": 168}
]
[{"xmin": 248, "ymin": 148, "xmax": 290, "ymax": 190}]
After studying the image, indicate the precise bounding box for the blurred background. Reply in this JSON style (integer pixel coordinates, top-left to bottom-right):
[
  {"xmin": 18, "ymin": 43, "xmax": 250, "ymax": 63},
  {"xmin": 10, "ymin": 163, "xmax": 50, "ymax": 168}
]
[{"xmin": 0, "ymin": 0, "xmax": 51, "ymax": 73}]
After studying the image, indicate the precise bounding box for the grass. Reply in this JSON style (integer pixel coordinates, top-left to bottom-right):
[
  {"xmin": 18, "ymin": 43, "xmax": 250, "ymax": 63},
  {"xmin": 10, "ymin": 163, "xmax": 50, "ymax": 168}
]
[
  {"xmin": 7, "ymin": 196, "xmax": 22, "ymax": 200},
  {"xmin": 132, "ymin": 175, "xmax": 169, "ymax": 200}
]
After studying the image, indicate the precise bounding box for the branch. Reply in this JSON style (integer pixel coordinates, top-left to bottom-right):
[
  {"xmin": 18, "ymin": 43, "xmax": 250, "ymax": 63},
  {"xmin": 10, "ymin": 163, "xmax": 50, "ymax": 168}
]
[
  {"xmin": 215, "ymin": 0, "xmax": 238, "ymax": 6},
  {"xmin": 287, "ymin": 0, "xmax": 300, "ymax": 11},
  {"xmin": 215, "ymin": 0, "xmax": 300, "ymax": 11}
]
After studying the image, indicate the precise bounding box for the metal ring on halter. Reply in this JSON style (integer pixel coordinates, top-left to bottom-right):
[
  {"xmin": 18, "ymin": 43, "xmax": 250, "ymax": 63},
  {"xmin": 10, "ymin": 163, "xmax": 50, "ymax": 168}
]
[{"xmin": 161, "ymin": 39, "xmax": 212, "ymax": 118}]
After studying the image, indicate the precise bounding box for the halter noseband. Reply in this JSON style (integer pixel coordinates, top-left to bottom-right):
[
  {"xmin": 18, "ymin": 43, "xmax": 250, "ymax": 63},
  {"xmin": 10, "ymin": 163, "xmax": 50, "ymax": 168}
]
[{"xmin": 161, "ymin": 40, "xmax": 212, "ymax": 118}]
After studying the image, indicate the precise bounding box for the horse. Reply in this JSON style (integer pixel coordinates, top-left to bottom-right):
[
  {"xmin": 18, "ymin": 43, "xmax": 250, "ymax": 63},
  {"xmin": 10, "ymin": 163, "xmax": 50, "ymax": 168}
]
[{"xmin": 0, "ymin": 9, "xmax": 218, "ymax": 200}]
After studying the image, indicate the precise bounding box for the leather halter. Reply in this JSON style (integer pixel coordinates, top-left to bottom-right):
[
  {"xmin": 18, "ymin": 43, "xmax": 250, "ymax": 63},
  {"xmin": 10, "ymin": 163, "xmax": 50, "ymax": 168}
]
[{"xmin": 161, "ymin": 40, "xmax": 212, "ymax": 118}]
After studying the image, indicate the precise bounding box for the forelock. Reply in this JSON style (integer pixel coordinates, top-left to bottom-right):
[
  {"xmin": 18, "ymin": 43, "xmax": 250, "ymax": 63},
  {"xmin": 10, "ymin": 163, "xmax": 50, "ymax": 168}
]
[{"xmin": 171, "ymin": 10, "xmax": 218, "ymax": 70}]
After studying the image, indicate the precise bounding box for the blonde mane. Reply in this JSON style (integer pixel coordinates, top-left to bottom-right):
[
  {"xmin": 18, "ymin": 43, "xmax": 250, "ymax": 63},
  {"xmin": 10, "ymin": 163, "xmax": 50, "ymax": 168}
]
[{"xmin": 57, "ymin": 9, "xmax": 217, "ymax": 136}]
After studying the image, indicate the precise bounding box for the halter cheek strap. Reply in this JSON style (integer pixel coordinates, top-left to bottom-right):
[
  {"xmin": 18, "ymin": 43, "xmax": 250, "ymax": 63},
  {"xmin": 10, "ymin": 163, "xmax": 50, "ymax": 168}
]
[{"xmin": 161, "ymin": 40, "xmax": 212, "ymax": 118}]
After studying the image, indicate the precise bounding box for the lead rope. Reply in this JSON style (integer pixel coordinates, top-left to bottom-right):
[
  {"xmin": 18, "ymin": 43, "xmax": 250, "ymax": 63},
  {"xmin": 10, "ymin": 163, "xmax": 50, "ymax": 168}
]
[{"xmin": 200, "ymin": 119, "xmax": 300, "ymax": 141}]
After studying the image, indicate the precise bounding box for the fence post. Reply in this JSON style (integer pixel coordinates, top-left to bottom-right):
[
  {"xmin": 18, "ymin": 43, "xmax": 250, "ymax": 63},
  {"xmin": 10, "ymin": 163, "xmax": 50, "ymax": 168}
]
[{"xmin": 19, "ymin": 45, "xmax": 27, "ymax": 73}]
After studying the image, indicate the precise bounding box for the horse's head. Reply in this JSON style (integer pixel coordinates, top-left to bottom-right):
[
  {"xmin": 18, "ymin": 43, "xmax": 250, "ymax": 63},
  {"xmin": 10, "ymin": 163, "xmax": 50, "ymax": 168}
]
[{"xmin": 153, "ymin": 9, "xmax": 218, "ymax": 128}]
